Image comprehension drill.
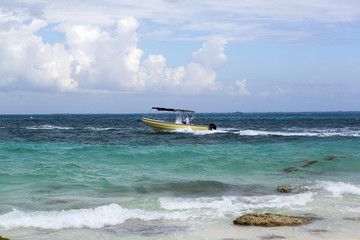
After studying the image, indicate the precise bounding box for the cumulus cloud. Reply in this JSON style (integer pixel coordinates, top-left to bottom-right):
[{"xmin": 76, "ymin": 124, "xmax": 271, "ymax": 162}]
[
  {"xmin": 191, "ymin": 39, "xmax": 227, "ymax": 69},
  {"xmin": 61, "ymin": 18, "xmax": 145, "ymax": 91},
  {"xmin": 1, "ymin": 0, "xmax": 357, "ymax": 96},
  {"xmin": 0, "ymin": 13, "xmax": 77, "ymax": 92},
  {"xmin": 0, "ymin": 9, "xmax": 242, "ymax": 95}
]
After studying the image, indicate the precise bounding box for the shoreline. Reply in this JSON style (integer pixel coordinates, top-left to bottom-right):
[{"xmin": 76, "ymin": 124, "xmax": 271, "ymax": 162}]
[{"xmin": 2, "ymin": 217, "xmax": 360, "ymax": 240}]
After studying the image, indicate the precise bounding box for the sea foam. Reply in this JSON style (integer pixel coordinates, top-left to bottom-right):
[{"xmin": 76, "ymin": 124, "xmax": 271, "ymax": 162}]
[
  {"xmin": 316, "ymin": 181, "xmax": 360, "ymax": 198},
  {"xmin": 160, "ymin": 192, "xmax": 314, "ymax": 215},
  {"xmin": 237, "ymin": 128, "xmax": 360, "ymax": 137},
  {"xmin": 26, "ymin": 125, "xmax": 73, "ymax": 130},
  {"xmin": 0, "ymin": 204, "xmax": 187, "ymax": 230},
  {"xmin": 172, "ymin": 127, "xmax": 227, "ymax": 135},
  {"xmin": 0, "ymin": 192, "xmax": 315, "ymax": 230},
  {"xmin": 85, "ymin": 127, "xmax": 114, "ymax": 131}
]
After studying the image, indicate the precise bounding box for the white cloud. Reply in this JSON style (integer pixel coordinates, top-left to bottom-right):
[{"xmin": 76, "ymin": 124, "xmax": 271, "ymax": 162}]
[
  {"xmin": 137, "ymin": 54, "xmax": 185, "ymax": 90},
  {"xmin": 258, "ymin": 86, "xmax": 287, "ymax": 97},
  {"xmin": 223, "ymin": 79, "xmax": 250, "ymax": 96},
  {"xmin": 0, "ymin": 11, "xmax": 236, "ymax": 95},
  {"xmin": 191, "ymin": 39, "xmax": 227, "ymax": 69},
  {"xmin": 183, "ymin": 62, "xmax": 217, "ymax": 93},
  {"xmin": 4, "ymin": 0, "xmax": 359, "ymax": 42},
  {"xmin": 235, "ymin": 79, "xmax": 250, "ymax": 96},
  {"xmin": 1, "ymin": 0, "xmax": 357, "ymax": 96},
  {"xmin": 0, "ymin": 12, "xmax": 76, "ymax": 92}
]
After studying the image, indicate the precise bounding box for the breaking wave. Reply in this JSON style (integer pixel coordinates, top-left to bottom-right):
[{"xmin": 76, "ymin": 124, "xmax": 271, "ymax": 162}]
[
  {"xmin": 0, "ymin": 191, "xmax": 315, "ymax": 230},
  {"xmin": 0, "ymin": 204, "xmax": 187, "ymax": 230},
  {"xmin": 25, "ymin": 126, "xmax": 116, "ymax": 131},
  {"xmin": 159, "ymin": 193, "xmax": 313, "ymax": 214},
  {"xmin": 2, "ymin": 181, "xmax": 360, "ymax": 230},
  {"xmin": 314, "ymin": 181, "xmax": 360, "ymax": 198},
  {"xmin": 85, "ymin": 127, "xmax": 114, "ymax": 131},
  {"xmin": 26, "ymin": 125, "xmax": 73, "ymax": 130}
]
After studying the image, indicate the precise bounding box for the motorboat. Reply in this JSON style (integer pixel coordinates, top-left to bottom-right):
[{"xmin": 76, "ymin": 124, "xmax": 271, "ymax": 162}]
[{"xmin": 142, "ymin": 107, "xmax": 217, "ymax": 132}]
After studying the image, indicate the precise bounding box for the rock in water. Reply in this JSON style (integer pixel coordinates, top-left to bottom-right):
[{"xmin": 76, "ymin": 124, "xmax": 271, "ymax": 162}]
[
  {"xmin": 323, "ymin": 155, "xmax": 345, "ymax": 161},
  {"xmin": 300, "ymin": 160, "xmax": 318, "ymax": 168},
  {"xmin": 233, "ymin": 213, "xmax": 310, "ymax": 227},
  {"xmin": 277, "ymin": 185, "xmax": 292, "ymax": 193}
]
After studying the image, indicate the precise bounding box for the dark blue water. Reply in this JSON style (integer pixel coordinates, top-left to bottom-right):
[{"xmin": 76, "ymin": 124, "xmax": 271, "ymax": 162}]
[{"xmin": 1, "ymin": 112, "xmax": 360, "ymax": 144}]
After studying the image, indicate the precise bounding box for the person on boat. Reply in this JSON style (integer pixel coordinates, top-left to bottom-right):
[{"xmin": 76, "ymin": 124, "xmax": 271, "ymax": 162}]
[
  {"xmin": 183, "ymin": 116, "xmax": 190, "ymax": 125},
  {"xmin": 190, "ymin": 116, "xmax": 194, "ymax": 125}
]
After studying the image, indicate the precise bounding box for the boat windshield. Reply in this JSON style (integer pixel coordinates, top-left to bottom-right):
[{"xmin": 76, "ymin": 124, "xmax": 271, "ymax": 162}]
[{"xmin": 144, "ymin": 107, "xmax": 195, "ymax": 123}]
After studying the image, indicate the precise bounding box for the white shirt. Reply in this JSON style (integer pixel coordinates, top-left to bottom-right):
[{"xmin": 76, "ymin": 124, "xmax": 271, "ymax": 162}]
[{"xmin": 184, "ymin": 117, "xmax": 190, "ymax": 125}]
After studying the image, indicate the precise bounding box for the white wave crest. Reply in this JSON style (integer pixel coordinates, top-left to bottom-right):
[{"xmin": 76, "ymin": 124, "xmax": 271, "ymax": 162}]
[
  {"xmin": 315, "ymin": 181, "xmax": 360, "ymax": 198},
  {"xmin": 85, "ymin": 127, "xmax": 113, "ymax": 131},
  {"xmin": 0, "ymin": 204, "xmax": 187, "ymax": 230},
  {"xmin": 26, "ymin": 125, "xmax": 73, "ymax": 130},
  {"xmin": 160, "ymin": 192, "xmax": 313, "ymax": 214},
  {"xmin": 0, "ymin": 192, "xmax": 316, "ymax": 230}
]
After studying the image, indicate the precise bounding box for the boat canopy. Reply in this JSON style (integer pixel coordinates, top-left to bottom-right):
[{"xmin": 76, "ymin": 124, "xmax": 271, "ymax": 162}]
[{"xmin": 152, "ymin": 107, "xmax": 195, "ymax": 113}]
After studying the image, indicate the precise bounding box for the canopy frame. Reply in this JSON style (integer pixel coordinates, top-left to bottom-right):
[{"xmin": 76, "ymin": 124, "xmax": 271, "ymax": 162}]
[{"xmin": 152, "ymin": 107, "xmax": 195, "ymax": 113}]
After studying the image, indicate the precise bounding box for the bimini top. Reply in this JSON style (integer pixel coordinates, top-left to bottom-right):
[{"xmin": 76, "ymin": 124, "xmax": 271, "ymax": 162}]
[{"xmin": 152, "ymin": 107, "xmax": 195, "ymax": 113}]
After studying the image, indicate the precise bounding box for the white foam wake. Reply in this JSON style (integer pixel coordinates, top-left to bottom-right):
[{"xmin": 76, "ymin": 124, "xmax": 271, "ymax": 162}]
[
  {"xmin": 237, "ymin": 128, "xmax": 360, "ymax": 137},
  {"xmin": 172, "ymin": 127, "xmax": 228, "ymax": 135}
]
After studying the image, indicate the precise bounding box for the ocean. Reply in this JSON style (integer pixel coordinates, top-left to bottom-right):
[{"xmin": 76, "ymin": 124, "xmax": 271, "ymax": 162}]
[{"xmin": 0, "ymin": 112, "xmax": 360, "ymax": 240}]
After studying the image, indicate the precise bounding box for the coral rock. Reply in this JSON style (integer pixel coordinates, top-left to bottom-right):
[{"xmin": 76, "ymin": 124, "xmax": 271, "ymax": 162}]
[
  {"xmin": 277, "ymin": 185, "xmax": 292, "ymax": 193},
  {"xmin": 233, "ymin": 213, "xmax": 310, "ymax": 227}
]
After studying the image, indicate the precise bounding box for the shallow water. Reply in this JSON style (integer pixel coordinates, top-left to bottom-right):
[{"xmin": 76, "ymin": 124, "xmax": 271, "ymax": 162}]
[{"xmin": 0, "ymin": 112, "xmax": 360, "ymax": 239}]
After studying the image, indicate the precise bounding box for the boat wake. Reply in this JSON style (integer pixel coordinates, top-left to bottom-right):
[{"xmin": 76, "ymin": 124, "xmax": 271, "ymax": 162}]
[
  {"xmin": 172, "ymin": 127, "xmax": 228, "ymax": 135},
  {"xmin": 172, "ymin": 127, "xmax": 360, "ymax": 137},
  {"xmin": 236, "ymin": 128, "xmax": 360, "ymax": 137}
]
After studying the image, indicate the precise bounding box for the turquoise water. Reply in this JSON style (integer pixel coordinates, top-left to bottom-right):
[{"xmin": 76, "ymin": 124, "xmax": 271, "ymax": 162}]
[{"xmin": 1, "ymin": 113, "xmax": 360, "ymax": 239}]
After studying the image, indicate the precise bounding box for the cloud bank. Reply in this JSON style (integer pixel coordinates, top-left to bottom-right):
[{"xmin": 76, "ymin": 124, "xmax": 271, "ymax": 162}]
[
  {"xmin": 1, "ymin": 0, "xmax": 358, "ymax": 96},
  {"xmin": 0, "ymin": 8, "xmax": 247, "ymax": 95}
]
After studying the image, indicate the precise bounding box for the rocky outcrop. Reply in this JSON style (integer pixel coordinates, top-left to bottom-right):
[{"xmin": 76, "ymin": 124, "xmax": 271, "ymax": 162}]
[
  {"xmin": 233, "ymin": 213, "xmax": 310, "ymax": 227},
  {"xmin": 0, "ymin": 236, "xmax": 10, "ymax": 240},
  {"xmin": 276, "ymin": 185, "xmax": 292, "ymax": 193}
]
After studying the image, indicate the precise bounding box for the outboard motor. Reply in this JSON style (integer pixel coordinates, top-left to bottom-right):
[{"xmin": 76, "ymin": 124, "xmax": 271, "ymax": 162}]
[{"xmin": 208, "ymin": 123, "xmax": 217, "ymax": 130}]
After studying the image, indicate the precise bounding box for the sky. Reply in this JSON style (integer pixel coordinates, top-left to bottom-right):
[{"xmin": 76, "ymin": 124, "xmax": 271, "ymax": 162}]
[{"xmin": 0, "ymin": 0, "xmax": 359, "ymax": 114}]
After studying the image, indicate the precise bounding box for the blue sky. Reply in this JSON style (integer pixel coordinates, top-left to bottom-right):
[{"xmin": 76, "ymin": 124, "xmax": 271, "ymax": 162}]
[{"xmin": 0, "ymin": 0, "xmax": 359, "ymax": 113}]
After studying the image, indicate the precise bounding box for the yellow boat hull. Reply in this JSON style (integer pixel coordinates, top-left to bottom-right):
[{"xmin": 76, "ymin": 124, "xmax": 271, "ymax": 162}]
[{"xmin": 142, "ymin": 117, "xmax": 208, "ymax": 132}]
